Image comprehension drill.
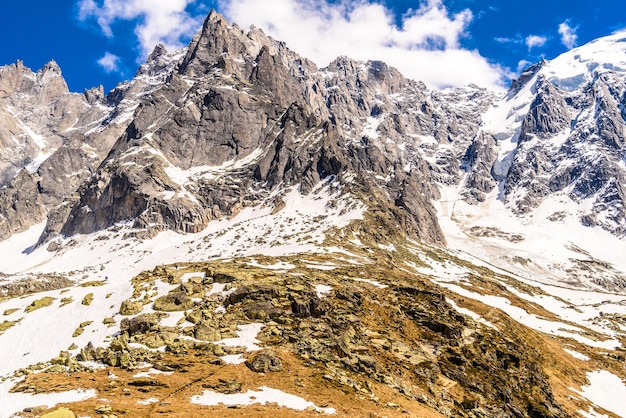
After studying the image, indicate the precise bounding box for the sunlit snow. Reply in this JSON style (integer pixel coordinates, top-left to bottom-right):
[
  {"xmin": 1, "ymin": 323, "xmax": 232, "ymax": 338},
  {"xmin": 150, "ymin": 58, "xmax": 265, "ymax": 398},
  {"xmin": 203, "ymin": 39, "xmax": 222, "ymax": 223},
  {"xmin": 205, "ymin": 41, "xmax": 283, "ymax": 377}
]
[{"xmin": 191, "ymin": 386, "xmax": 336, "ymax": 414}]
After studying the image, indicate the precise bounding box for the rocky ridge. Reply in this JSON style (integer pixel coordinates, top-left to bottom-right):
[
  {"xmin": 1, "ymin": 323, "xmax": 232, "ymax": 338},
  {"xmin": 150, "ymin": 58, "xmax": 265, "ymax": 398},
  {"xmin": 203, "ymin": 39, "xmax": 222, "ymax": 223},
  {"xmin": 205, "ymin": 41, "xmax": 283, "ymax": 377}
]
[
  {"xmin": 1, "ymin": 13, "xmax": 624, "ymax": 264},
  {"xmin": 8, "ymin": 251, "xmax": 606, "ymax": 418}
]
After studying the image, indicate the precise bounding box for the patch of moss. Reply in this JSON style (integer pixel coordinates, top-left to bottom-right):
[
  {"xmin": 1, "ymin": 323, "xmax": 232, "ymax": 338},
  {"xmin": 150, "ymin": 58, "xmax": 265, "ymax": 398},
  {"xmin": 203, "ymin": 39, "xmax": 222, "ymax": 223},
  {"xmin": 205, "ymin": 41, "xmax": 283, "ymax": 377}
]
[
  {"xmin": 3, "ymin": 308, "xmax": 19, "ymax": 316},
  {"xmin": 0, "ymin": 320, "xmax": 18, "ymax": 335},
  {"xmin": 60, "ymin": 297, "xmax": 73, "ymax": 307},
  {"xmin": 72, "ymin": 321, "xmax": 93, "ymax": 337},
  {"xmin": 80, "ymin": 281, "xmax": 106, "ymax": 287},
  {"xmin": 24, "ymin": 297, "xmax": 56, "ymax": 313},
  {"xmin": 81, "ymin": 293, "xmax": 94, "ymax": 306}
]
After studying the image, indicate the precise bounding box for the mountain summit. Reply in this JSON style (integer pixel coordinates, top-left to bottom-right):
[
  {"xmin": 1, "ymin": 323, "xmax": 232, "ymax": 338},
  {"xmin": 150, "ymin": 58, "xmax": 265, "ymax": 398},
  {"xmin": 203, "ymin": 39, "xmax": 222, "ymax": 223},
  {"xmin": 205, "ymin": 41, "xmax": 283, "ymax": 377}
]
[{"xmin": 0, "ymin": 12, "xmax": 625, "ymax": 418}]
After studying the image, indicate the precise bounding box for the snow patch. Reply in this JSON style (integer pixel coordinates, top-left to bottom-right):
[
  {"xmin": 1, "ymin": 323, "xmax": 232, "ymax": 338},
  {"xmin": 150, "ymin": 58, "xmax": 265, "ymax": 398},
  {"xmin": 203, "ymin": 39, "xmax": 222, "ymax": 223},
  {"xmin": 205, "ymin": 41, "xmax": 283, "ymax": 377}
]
[
  {"xmin": 577, "ymin": 370, "xmax": 626, "ymax": 417},
  {"xmin": 137, "ymin": 397, "xmax": 160, "ymax": 405},
  {"xmin": 246, "ymin": 259, "xmax": 295, "ymax": 270},
  {"xmin": 191, "ymin": 386, "xmax": 336, "ymax": 414},
  {"xmin": 564, "ymin": 349, "xmax": 590, "ymax": 361},
  {"xmin": 315, "ymin": 284, "xmax": 333, "ymax": 298},
  {"xmin": 446, "ymin": 298, "xmax": 497, "ymax": 330},
  {"xmin": 216, "ymin": 323, "xmax": 264, "ymax": 352},
  {"xmin": 0, "ymin": 378, "xmax": 96, "ymax": 418},
  {"xmin": 353, "ymin": 278, "xmax": 387, "ymax": 289}
]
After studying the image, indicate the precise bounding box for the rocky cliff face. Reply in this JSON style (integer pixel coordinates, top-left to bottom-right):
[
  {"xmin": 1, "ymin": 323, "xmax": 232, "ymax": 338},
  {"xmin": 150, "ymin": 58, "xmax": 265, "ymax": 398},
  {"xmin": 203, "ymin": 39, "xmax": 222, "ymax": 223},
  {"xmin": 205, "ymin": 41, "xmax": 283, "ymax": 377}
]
[
  {"xmin": 1, "ymin": 11, "xmax": 625, "ymax": 252},
  {"xmin": 0, "ymin": 60, "xmax": 102, "ymax": 239},
  {"xmin": 34, "ymin": 11, "xmax": 493, "ymax": 247},
  {"xmin": 0, "ymin": 46, "xmax": 186, "ymax": 242}
]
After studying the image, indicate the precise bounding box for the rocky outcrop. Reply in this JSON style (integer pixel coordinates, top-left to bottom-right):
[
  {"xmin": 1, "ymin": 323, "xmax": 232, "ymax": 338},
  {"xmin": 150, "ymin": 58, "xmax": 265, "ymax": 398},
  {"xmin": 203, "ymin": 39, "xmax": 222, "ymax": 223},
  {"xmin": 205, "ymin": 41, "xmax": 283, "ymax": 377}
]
[
  {"xmin": 246, "ymin": 350, "xmax": 283, "ymax": 372},
  {"xmin": 82, "ymin": 259, "xmax": 568, "ymax": 417},
  {"xmin": 520, "ymin": 77, "xmax": 570, "ymax": 141}
]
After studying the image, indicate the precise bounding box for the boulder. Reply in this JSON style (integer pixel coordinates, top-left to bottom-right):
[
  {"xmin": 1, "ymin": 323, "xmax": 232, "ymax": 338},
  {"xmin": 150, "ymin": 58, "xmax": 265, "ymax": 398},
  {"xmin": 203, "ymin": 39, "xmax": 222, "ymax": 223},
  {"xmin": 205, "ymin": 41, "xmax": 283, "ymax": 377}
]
[
  {"xmin": 153, "ymin": 292, "xmax": 194, "ymax": 311},
  {"xmin": 194, "ymin": 321, "xmax": 222, "ymax": 341},
  {"xmin": 41, "ymin": 408, "xmax": 76, "ymax": 418},
  {"xmin": 120, "ymin": 300, "xmax": 143, "ymax": 315},
  {"xmin": 120, "ymin": 313, "xmax": 160, "ymax": 335},
  {"xmin": 246, "ymin": 350, "xmax": 283, "ymax": 373},
  {"xmin": 245, "ymin": 302, "xmax": 282, "ymax": 320}
]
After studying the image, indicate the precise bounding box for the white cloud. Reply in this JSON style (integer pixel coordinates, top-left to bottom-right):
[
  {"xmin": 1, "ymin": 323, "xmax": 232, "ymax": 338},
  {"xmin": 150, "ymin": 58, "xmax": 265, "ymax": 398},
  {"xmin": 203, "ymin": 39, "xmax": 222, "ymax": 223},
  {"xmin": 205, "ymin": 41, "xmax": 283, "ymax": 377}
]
[
  {"xmin": 218, "ymin": 0, "xmax": 509, "ymax": 91},
  {"xmin": 78, "ymin": 0, "xmax": 203, "ymax": 59},
  {"xmin": 77, "ymin": 0, "xmax": 510, "ymax": 91},
  {"xmin": 517, "ymin": 59, "xmax": 532, "ymax": 72},
  {"xmin": 97, "ymin": 52, "xmax": 121, "ymax": 73},
  {"xmin": 525, "ymin": 35, "xmax": 547, "ymax": 50},
  {"xmin": 558, "ymin": 21, "xmax": 578, "ymax": 49},
  {"xmin": 494, "ymin": 36, "xmax": 517, "ymax": 44}
]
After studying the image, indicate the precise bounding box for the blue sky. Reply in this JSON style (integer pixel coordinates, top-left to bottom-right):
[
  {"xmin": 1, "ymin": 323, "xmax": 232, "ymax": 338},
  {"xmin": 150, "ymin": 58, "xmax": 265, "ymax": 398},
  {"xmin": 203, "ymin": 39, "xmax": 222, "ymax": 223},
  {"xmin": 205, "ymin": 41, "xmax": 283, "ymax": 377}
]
[{"xmin": 2, "ymin": 1, "xmax": 625, "ymax": 92}]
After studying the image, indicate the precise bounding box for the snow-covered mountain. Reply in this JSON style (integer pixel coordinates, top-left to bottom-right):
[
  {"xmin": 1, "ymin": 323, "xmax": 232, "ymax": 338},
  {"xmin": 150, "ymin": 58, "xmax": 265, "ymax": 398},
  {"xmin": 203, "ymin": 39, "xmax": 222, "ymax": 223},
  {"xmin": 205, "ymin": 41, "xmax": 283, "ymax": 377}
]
[
  {"xmin": 437, "ymin": 32, "xmax": 626, "ymax": 292},
  {"xmin": 0, "ymin": 11, "xmax": 625, "ymax": 418}
]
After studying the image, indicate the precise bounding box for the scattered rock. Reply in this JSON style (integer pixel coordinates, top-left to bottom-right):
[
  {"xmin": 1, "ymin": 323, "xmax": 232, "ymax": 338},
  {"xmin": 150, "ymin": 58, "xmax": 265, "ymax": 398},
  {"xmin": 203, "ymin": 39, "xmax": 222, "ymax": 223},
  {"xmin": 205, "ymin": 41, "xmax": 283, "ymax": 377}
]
[
  {"xmin": 128, "ymin": 378, "xmax": 168, "ymax": 388},
  {"xmin": 23, "ymin": 405, "xmax": 48, "ymax": 413},
  {"xmin": 81, "ymin": 293, "xmax": 94, "ymax": 306},
  {"xmin": 246, "ymin": 350, "xmax": 283, "ymax": 373},
  {"xmin": 24, "ymin": 296, "xmax": 56, "ymax": 313},
  {"xmin": 120, "ymin": 313, "xmax": 160, "ymax": 335},
  {"xmin": 203, "ymin": 378, "xmax": 243, "ymax": 394},
  {"xmin": 94, "ymin": 404, "xmax": 113, "ymax": 414}
]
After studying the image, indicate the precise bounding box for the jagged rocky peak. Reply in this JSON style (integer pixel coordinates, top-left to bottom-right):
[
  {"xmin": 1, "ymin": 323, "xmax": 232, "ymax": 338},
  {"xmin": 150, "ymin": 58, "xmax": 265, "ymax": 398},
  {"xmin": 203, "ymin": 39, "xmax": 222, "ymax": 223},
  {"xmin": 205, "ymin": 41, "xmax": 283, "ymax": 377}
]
[
  {"xmin": 509, "ymin": 59, "xmax": 546, "ymax": 95},
  {"xmin": 147, "ymin": 43, "xmax": 168, "ymax": 61},
  {"xmin": 0, "ymin": 49, "xmax": 167, "ymax": 242},
  {"xmin": 136, "ymin": 44, "xmax": 184, "ymax": 79},
  {"xmin": 518, "ymin": 76, "xmax": 570, "ymax": 141},
  {"xmin": 0, "ymin": 59, "xmax": 69, "ymax": 103},
  {"xmin": 178, "ymin": 10, "xmax": 317, "ymax": 84},
  {"xmin": 40, "ymin": 59, "xmax": 62, "ymax": 74},
  {"xmin": 179, "ymin": 9, "xmax": 269, "ymax": 77},
  {"xmin": 83, "ymin": 84, "xmax": 105, "ymax": 104},
  {"xmin": 3, "ymin": 8, "xmax": 626, "ymax": 257},
  {"xmin": 34, "ymin": 10, "xmax": 458, "ymax": 247}
]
